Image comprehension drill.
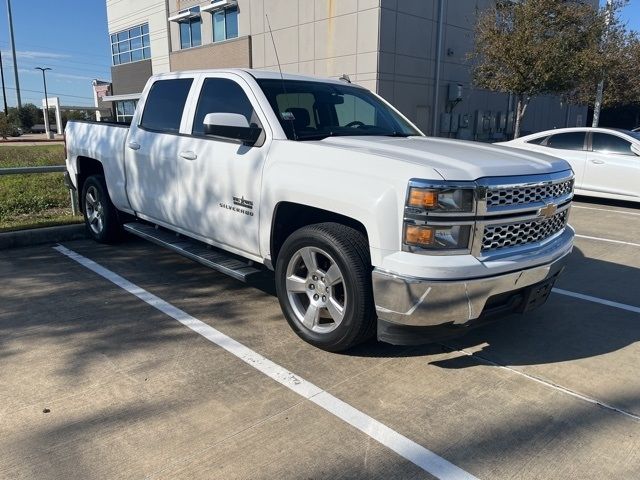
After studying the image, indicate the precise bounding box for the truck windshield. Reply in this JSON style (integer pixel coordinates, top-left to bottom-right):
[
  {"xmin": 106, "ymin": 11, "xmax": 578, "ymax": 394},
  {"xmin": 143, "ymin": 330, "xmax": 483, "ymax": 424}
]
[{"xmin": 256, "ymin": 78, "xmax": 422, "ymax": 141}]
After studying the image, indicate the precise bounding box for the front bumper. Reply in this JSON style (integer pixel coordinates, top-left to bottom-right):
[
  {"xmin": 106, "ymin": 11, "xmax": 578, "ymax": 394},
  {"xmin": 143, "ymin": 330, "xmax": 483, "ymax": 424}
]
[{"xmin": 373, "ymin": 237, "xmax": 571, "ymax": 344}]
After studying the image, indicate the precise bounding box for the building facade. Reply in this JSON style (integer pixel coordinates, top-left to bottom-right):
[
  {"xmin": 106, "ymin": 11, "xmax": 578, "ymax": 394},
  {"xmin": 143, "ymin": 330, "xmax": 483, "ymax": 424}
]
[{"xmin": 104, "ymin": 0, "xmax": 594, "ymax": 139}]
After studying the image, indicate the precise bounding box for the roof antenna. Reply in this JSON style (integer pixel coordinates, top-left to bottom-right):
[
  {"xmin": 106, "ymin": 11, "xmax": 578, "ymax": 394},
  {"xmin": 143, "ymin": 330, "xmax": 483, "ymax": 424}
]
[{"xmin": 265, "ymin": 13, "xmax": 297, "ymax": 140}]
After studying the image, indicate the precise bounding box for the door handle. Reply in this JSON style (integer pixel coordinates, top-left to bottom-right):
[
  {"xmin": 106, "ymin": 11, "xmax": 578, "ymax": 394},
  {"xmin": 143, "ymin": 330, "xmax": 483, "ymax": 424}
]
[
  {"xmin": 128, "ymin": 142, "xmax": 141, "ymax": 151},
  {"xmin": 590, "ymin": 159, "xmax": 605, "ymax": 165},
  {"xmin": 179, "ymin": 151, "xmax": 198, "ymax": 160}
]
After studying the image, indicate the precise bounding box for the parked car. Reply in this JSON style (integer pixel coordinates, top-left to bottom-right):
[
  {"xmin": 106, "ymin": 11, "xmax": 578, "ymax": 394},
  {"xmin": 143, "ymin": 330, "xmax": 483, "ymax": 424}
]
[
  {"xmin": 498, "ymin": 127, "xmax": 640, "ymax": 204},
  {"xmin": 64, "ymin": 69, "xmax": 574, "ymax": 352}
]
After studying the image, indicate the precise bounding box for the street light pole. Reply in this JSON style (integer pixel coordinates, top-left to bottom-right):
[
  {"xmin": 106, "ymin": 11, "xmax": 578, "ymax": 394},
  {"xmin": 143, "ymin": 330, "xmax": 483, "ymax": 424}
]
[
  {"xmin": 0, "ymin": 50, "xmax": 8, "ymax": 115},
  {"xmin": 6, "ymin": 0, "xmax": 21, "ymax": 109},
  {"xmin": 35, "ymin": 67, "xmax": 53, "ymax": 139}
]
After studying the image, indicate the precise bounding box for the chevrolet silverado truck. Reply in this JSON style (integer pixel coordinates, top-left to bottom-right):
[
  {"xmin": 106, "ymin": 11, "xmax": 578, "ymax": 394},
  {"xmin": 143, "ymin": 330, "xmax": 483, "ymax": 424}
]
[{"xmin": 64, "ymin": 69, "xmax": 575, "ymax": 352}]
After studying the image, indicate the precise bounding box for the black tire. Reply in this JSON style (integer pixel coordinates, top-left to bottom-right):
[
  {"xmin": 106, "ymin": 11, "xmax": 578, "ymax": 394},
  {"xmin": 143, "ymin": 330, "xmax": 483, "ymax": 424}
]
[
  {"xmin": 275, "ymin": 222, "xmax": 376, "ymax": 352},
  {"xmin": 81, "ymin": 174, "xmax": 121, "ymax": 243}
]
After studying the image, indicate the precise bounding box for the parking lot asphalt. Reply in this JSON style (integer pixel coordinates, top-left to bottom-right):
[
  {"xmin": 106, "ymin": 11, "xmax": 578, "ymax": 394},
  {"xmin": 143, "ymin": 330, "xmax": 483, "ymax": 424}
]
[{"xmin": 1, "ymin": 197, "xmax": 639, "ymax": 480}]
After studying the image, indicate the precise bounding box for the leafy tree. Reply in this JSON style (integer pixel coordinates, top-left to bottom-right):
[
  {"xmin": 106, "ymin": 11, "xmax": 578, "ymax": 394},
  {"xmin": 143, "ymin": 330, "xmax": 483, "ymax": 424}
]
[
  {"xmin": 0, "ymin": 114, "xmax": 13, "ymax": 139},
  {"xmin": 471, "ymin": 0, "xmax": 603, "ymax": 138},
  {"xmin": 18, "ymin": 104, "xmax": 42, "ymax": 131},
  {"xmin": 569, "ymin": 5, "xmax": 640, "ymax": 116}
]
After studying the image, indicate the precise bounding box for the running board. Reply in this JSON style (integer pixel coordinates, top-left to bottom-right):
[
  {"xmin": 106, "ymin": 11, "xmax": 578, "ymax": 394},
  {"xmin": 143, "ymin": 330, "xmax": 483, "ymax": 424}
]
[{"xmin": 123, "ymin": 222, "xmax": 265, "ymax": 282}]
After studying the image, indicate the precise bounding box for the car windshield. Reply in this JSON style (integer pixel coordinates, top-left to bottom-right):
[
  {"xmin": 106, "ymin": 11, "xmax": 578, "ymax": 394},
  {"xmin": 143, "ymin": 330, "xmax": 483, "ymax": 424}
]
[{"xmin": 256, "ymin": 78, "xmax": 422, "ymax": 141}]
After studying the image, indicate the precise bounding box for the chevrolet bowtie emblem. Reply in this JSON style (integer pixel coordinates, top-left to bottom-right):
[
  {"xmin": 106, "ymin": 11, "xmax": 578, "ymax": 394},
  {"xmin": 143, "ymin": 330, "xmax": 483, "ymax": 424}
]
[{"xmin": 538, "ymin": 203, "xmax": 558, "ymax": 219}]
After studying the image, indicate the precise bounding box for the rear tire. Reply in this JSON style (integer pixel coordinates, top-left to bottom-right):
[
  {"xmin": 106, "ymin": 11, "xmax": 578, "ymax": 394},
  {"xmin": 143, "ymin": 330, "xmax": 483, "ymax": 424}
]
[
  {"xmin": 81, "ymin": 174, "xmax": 121, "ymax": 243},
  {"xmin": 275, "ymin": 223, "xmax": 376, "ymax": 352}
]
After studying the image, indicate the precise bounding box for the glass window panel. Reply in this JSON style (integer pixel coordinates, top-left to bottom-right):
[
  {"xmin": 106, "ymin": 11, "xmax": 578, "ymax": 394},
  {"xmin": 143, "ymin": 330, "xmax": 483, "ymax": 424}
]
[
  {"xmin": 143, "ymin": 47, "xmax": 151, "ymax": 58},
  {"xmin": 124, "ymin": 100, "xmax": 137, "ymax": 116},
  {"xmin": 180, "ymin": 22, "xmax": 191, "ymax": 49},
  {"xmin": 110, "ymin": 34, "xmax": 117, "ymax": 44},
  {"xmin": 116, "ymin": 102, "xmax": 124, "ymax": 116},
  {"xmin": 112, "ymin": 54, "xmax": 120, "ymax": 65},
  {"xmin": 546, "ymin": 132, "xmax": 585, "ymax": 151},
  {"xmin": 191, "ymin": 18, "xmax": 202, "ymax": 46},
  {"xmin": 131, "ymin": 49, "xmax": 143, "ymax": 61},
  {"xmin": 111, "ymin": 43, "xmax": 118, "ymax": 54},
  {"xmin": 213, "ymin": 10, "xmax": 226, "ymax": 42},
  {"xmin": 142, "ymin": 23, "xmax": 149, "ymax": 35},
  {"xmin": 192, "ymin": 78, "xmax": 257, "ymax": 135},
  {"xmin": 119, "ymin": 52, "xmax": 131, "ymax": 64},
  {"xmin": 129, "ymin": 26, "xmax": 142, "ymax": 38},
  {"xmin": 143, "ymin": 35, "xmax": 150, "ymax": 47},
  {"xmin": 118, "ymin": 41, "xmax": 128, "ymax": 53},
  {"xmin": 141, "ymin": 78, "xmax": 194, "ymax": 133},
  {"xmin": 592, "ymin": 133, "xmax": 634, "ymax": 155},
  {"xmin": 130, "ymin": 36, "xmax": 143, "ymax": 50},
  {"xmin": 117, "ymin": 30, "xmax": 129, "ymax": 41},
  {"xmin": 226, "ymin": 8, "xmax": 238, "ymax": 39}
]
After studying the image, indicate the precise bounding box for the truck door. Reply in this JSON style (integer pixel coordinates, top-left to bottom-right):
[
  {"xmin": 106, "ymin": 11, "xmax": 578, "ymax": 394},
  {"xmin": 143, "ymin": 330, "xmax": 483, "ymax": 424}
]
[
  {"xmin": 176, "ymin": 74, "xmax": 271, "ymax": 256},
  {"xmin": 124, "ymin": 77, "xmax": 195, "ymax": 227}
]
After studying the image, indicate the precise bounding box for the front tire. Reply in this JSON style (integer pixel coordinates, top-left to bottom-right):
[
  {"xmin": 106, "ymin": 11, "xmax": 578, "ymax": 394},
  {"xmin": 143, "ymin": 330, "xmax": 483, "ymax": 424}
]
[
  {"xmin": 275, "ymin": 223, "xmax": 376, "ymax": 352},
  {"xmin": 81, "ymin": 174, "xmax": 121, "ymax": 243}
]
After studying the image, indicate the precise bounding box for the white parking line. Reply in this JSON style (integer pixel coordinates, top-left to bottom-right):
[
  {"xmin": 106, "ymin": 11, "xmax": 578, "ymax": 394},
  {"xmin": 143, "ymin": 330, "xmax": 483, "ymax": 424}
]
[
  {"xmin": 446, "ymin": 347, "xmax": 640, "ymax": 423},
  {"xmin": 572, "ymin": 205, "xmax": 640, "ymax": 216},
  {"xmin": 575, "ymin": 234, "xmax": 640, "ymax": 248},
  {"xmin": 53, "ymin": 245, "xmax": 478, "ymax": 480},
  {"xmin": 553, "ymin": 288, "xmax": 640, "ymax": 314}
]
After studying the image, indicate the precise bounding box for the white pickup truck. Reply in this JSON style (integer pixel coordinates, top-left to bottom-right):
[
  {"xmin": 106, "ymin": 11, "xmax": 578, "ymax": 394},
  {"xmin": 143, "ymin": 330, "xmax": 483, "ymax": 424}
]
[{"xmin": 65, "ymin": 69, "xmax": 575, "ymax": 351}]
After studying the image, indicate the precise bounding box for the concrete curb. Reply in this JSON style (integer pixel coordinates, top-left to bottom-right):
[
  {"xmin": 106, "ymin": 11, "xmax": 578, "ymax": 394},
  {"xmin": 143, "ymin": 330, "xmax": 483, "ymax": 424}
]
[{"xmin": 0, "ymin": 224, "xmax": 86, "ymax": 250}]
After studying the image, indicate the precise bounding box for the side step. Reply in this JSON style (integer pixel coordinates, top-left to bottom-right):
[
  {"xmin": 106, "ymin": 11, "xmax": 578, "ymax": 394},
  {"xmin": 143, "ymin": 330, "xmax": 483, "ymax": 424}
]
[{"xmin": 123, "ymin": 222, "xmax": 265, "ymax": 282}]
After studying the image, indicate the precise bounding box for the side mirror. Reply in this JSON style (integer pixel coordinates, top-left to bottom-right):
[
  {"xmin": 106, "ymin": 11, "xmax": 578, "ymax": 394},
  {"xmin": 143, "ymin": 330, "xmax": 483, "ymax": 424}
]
[
  {"xmin": 203, "ymin": 113, "xmax": 262, "ymax": 145},
  {"xmin": 631, "ymin": 143, "xmax": 640, "ymax": 157}
]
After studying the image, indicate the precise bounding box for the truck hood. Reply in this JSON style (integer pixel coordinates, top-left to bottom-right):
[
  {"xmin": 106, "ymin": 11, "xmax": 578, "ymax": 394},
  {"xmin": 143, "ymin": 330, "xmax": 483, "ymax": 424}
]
[{"xmin": 318, "ymin": 136, "xmax": 570, "ymax": 181}]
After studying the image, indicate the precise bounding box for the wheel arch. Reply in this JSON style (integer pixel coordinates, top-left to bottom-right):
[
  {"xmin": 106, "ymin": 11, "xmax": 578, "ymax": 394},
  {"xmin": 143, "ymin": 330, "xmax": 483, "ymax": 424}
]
[
  {"xmin": 270, "ymin": 202, "xmax": 370, "ymax": 267},
  {"xmin": 76, "ymin": 156, "xmax": 105, "ymax": 212}
]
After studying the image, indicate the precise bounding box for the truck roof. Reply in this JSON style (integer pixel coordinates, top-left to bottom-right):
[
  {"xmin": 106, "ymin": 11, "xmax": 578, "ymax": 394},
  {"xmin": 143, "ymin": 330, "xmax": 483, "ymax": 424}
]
[{"xmin": 152, "ymin": 68, "xmax": 362, "ymax": 87}]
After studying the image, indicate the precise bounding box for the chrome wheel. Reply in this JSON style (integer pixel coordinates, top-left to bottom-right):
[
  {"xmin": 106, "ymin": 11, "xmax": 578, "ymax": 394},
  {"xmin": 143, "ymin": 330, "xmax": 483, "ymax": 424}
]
[
  {"xmin": 85, "ymin": 186, "xmax": 104, "ymax": 235},
  {"xmin": 285, "ymin": 246, "xmax": 347, "ymax": 333}
]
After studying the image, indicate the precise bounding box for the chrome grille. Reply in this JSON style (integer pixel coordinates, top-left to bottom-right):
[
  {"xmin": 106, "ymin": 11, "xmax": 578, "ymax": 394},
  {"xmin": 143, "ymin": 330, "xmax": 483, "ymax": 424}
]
[
  {"xmin": 486, "ymin": 179, "xmax": 574, "ymax": 208},
  {"xmin": 482, "ymin": 210, "xmax": 568, "ymax": 251}
]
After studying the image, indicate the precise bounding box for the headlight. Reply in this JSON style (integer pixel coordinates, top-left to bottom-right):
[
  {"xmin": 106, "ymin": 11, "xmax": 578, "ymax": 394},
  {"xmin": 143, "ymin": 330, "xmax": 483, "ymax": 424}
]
[
  {"xmin": 404, "ymin": 224, "xmax": 472, "ymax": 250},
  {"xmin": 407, "ymin": 187, "xmax": 474, "ymax": 213}
]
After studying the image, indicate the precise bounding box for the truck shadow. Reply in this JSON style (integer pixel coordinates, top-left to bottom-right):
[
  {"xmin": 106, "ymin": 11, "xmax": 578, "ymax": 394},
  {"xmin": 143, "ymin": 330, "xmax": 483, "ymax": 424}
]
[{"xmin": 349, "ymin": 247, "xmax": 640, "ymax": 368}]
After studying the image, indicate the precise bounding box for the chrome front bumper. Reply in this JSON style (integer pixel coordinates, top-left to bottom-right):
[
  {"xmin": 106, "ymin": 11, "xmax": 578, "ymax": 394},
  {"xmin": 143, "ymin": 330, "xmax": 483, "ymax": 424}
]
[{"xmin": 373, "ymin": 244, "xmax": 570, "ymax": 329}]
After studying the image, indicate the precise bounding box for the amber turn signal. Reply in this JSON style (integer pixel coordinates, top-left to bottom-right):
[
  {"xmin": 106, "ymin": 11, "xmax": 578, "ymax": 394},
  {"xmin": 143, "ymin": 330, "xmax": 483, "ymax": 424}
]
[
  {"xmin": 408, "ymin": 188, "xmax": 438, "ymax": 209},
  {"xmin": 405, "ymin": 225, "xmax": 434, "ymax": 246}
]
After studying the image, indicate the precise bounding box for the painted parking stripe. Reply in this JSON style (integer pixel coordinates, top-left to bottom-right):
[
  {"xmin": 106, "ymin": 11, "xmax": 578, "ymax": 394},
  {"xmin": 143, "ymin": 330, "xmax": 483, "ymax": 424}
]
[
  {"xmin": 53, "ymin": 244, "xmax": 478, "ymax": 480},
  {"xmin": 573, "ymin": 205, "xmax": 640, "ymax": 217},
  {"xmin": 445, "ymin": 347, "xmax": 640, "ymax": 422},
  {"xmin": 575, "ymin": 234, "xmax": 640, "ymax": 248},
  {"xmin": 553, "ymin": 288, "xmax": 640, "ymax": 315}
]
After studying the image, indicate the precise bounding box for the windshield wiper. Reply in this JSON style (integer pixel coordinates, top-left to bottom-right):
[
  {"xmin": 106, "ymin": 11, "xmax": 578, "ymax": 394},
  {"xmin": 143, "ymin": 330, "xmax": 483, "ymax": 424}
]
[{"xmin": 296, "ymin": 131, "xmax": 346, "ymax": 141}]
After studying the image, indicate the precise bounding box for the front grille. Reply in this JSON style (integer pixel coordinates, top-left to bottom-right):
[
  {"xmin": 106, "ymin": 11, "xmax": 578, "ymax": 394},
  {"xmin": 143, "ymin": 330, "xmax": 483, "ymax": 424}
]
[
  {"xmin": 487, "ymin": 179, "xmax": 574, "ymax": 208},
  {"xmin": 482, "ymin": 209, "xmax": 568, "ymax": 251}
]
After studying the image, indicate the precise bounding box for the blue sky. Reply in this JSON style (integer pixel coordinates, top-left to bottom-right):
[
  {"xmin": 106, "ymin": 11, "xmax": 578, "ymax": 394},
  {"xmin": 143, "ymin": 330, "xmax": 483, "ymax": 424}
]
[
  {"xmin": 0, "ymin": 0, "xmax": 110, "ymax": 108},
  {"xmin": 0, "ymin": 1, "xmax": 636, "ymax": 109}
]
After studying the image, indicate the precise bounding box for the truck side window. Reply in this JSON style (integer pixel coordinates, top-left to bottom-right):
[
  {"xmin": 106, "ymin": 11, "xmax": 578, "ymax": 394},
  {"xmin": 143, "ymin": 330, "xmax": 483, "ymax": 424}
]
[
  {"xmin": 140, "ymin": 78, "xmax": 193, "ymax": 133},
  {"xmin": 192, "ymin": 78, "xmax": 258, "ymax": 135}
]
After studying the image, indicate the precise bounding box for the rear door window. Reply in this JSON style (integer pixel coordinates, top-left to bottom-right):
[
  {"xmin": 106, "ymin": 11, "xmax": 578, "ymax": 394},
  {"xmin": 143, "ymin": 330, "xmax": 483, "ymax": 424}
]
[
  {"xmin": 546, "ymin": 132, "xmax": 585, "ymax": 151},
  {"xmin": 592, "ymin": 133, "xmax": 634, "ymax": 155},
  {"xmin": 140, "ymin": 78, "xmax": 193, "ymax": 133}
]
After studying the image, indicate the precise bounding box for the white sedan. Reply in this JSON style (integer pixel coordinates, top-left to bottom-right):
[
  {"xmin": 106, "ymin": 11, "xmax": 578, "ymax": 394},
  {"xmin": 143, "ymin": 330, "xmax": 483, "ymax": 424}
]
[{"xmin": 498, "ymin": 127, "xmax": 640, "ymax": 204}]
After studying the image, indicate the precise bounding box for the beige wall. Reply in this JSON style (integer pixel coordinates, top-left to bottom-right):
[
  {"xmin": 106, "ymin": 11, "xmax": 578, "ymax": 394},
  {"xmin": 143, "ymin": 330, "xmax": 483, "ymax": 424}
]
[{"xmin": 170, "ymin": 36, "xmax": 252, "ymax": 71}]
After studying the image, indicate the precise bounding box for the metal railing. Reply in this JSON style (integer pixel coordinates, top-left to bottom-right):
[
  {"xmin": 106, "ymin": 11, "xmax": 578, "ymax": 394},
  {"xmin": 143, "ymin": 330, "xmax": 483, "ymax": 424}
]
[{"xmin": 0, "ymin": 165, "xmax": 80, "ymax": 216}]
